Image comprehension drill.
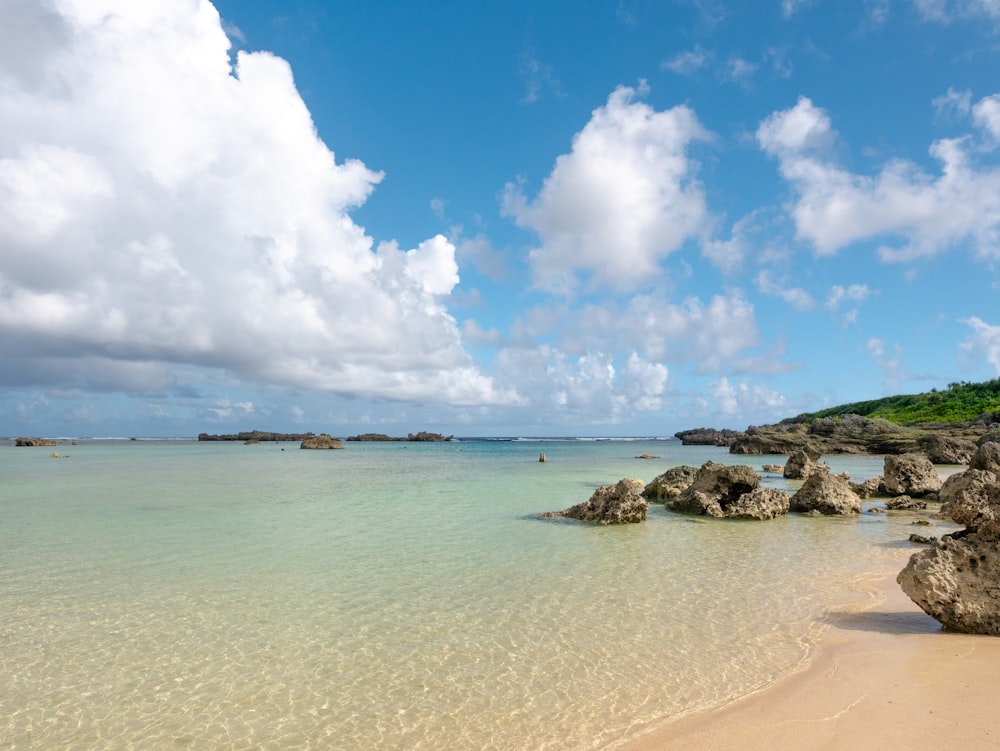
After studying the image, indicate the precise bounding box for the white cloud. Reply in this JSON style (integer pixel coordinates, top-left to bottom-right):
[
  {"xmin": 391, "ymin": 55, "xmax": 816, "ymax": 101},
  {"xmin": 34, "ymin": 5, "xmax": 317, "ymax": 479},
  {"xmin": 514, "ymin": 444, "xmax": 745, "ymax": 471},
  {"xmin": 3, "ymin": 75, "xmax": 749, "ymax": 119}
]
[
  {"xmin": 933, "ymin": 87, "xmax": 972, "ymax": 118},
  {"xmin": 911, "ymin": 0, "xmax": 1000, "ymax": 22},
  {"xmin": 754, "ymin": 270, "xmax": 815, "ymax": 311},
  {"xmin": 724, "ymin": 57, "xmax": 758, "ymax": 87},
  {"xmin": 708, "ymin": 377, "xmax": 787, "ymax": 417},
  {"xmin": 661, "ymin": 45, "xmax": 713, "ymax": 75},
  {"xmin": 973, "ymin": 94, "xmax": 1000, "ymax": 141},
  {"xmin": 757, "ymin": 95, "xmax": 1000, "ymax": 262},
  {"xmin": 867, "ymin": 337, "xmax": 903, "ymax": 390},
  {"xmin": 960, "ymin": 316, "xmax": 1000, "ymax": 374},
  {"xmin": 826, "ymin": 283, "xmax": 873, "ymax": 309},
  {"xmin": 502, "ymin": 84, "xmax": 711, "ymax": 293},
  {"xmin": 0, "ymin": 0, "xmax": 516, "ymax": 407}
]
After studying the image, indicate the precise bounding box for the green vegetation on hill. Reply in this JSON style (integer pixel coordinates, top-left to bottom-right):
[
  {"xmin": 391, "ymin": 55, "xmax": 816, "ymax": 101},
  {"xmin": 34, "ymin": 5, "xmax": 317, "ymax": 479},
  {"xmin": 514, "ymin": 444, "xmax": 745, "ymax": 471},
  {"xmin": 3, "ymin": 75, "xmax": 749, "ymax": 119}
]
[{"xmin": 807, "ymin": 379, "xmax": 1000, "ymax": 425}]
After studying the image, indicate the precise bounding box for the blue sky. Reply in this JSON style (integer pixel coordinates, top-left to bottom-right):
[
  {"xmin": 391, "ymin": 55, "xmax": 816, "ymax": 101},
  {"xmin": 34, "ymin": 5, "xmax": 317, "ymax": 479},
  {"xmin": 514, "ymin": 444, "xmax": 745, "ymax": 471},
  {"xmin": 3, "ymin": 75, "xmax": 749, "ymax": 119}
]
[{"xmin": 2, "ymin": 0, "xmax": 999, "ymax": 438}]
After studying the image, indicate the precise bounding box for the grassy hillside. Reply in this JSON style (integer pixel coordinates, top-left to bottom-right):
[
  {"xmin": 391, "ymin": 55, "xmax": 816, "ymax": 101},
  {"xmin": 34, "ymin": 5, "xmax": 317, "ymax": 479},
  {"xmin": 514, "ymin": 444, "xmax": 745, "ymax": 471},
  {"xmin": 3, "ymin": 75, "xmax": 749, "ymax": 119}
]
[{"xmin": 808, "ymin": 379, "xmax": 1000, "ymax": 425}]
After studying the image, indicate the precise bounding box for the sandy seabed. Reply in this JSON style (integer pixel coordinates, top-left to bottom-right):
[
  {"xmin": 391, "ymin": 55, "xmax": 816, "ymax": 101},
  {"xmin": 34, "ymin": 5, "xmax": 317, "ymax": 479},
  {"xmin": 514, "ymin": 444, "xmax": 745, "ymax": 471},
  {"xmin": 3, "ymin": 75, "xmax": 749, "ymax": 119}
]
[{"xmin": 623, "ymin": 545, "xmax": 1000, "ymax": 751}]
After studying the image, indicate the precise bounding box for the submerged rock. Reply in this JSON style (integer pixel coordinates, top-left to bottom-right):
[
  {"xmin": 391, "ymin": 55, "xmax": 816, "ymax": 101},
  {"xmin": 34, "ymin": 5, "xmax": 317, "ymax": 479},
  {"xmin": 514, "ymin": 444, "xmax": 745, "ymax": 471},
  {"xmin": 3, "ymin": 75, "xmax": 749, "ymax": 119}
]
[
  {"xmin": 789, "ymin": 470, "xmax": 861, "ymax": 515},
  {"xmin": 885, "ymin": 495, "xmax": 928, "ymax": 511},
  {"xmin": 544, "ymin": 478, "xmax": 648, "ymax": 524}
]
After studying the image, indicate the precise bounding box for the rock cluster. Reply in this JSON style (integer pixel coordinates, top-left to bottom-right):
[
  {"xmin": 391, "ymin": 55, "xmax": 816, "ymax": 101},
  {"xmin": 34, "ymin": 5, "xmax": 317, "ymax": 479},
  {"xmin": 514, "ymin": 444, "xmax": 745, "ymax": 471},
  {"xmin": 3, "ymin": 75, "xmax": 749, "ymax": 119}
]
[
  {"xmin": 666, "ymin": 462, "xmax": 789, "ymax": 520},
  {"xmin": 897, "ymin": 442, "xmax": 1000, "ymax": 634},
  {"xmin": 543, "ymin": 478, "xmax": 648, "ymax": 524}
]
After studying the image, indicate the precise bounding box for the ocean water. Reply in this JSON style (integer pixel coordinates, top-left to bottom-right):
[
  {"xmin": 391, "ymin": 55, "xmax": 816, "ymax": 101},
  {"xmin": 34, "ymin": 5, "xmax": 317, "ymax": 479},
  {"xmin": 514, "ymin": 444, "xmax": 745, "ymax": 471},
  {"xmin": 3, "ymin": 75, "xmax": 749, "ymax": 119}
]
[{"xmin": 0, "ymin": 438, "xmax": 949, "ymax": 750}]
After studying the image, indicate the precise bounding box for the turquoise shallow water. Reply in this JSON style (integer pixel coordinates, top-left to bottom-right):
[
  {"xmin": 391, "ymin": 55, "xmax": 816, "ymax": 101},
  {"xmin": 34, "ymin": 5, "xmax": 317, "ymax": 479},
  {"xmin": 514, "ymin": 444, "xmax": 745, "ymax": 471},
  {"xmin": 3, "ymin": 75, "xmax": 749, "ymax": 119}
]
[{"xmin": 0, "ymin": 438, "xmax": 948, "ymax": 750}]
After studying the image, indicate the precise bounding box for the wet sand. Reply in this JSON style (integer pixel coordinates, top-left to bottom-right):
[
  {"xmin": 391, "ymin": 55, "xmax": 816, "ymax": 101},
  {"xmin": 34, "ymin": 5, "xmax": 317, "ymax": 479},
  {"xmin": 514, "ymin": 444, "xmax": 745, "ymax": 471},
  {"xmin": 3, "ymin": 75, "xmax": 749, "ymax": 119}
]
[{"xmin": 624, "ymin": 546, "xmax": 1000, "ymax": 751}]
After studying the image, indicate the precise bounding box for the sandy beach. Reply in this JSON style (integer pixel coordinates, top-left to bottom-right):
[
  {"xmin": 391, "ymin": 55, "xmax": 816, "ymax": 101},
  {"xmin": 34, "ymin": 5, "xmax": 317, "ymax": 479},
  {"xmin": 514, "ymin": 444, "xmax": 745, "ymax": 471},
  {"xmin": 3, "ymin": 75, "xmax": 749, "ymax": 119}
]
[{"xmin": 624, "ymin": 544, "xmax": 1000, "ymax": 751}]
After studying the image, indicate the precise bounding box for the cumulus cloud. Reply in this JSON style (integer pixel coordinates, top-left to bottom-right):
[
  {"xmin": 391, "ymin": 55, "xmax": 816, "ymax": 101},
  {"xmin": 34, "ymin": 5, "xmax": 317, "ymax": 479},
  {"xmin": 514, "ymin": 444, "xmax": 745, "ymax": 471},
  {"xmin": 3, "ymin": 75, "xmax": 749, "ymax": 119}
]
[
  {"xmin": 708, "ymin": 377, "xmax": 787, "ymax": 417},
  {"xmin": 757, "ymin": 95, "xmax": 1000, "ymax": 262},
  {"xmin": 973, "ymin": 94, "xmax": 1000, "ymax": 141},
  {"xmin": 0, "ymin": 0, "xmax": 515, "ymax": 407},
  {"xmin": 960, "ymin": 316, "xmax": 1000, "ymax": 374},
  {"xmin": 502, "ymin": 84, "xmax": 711, "ymax": 293}
]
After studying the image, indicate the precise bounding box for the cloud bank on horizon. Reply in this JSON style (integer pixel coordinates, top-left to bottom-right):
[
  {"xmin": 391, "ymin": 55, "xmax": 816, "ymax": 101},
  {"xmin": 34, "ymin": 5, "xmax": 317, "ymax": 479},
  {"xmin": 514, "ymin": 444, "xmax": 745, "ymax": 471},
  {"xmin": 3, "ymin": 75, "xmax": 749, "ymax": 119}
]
[{"xmin": 1, "ymin": 0, "xmax": 999, "ymax": 436}]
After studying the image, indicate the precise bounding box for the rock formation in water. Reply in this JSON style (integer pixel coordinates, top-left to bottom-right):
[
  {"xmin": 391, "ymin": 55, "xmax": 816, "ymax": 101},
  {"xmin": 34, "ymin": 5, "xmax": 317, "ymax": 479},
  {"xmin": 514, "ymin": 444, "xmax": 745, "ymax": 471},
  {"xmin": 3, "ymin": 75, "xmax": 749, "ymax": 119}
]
[
  {"xmin": 300, "ymin": 434, "xmax": 345, "ymax": 450},
  {"xmin": 543, "ymin": 478, "xmax": 648, "ymax": 524},
  {"xmin": 882, "ymin": 453, "xmax": 942, "ymax": 497},
  {"xmin": 15, "ymin": 437, "xmax": 57, "ymax": 446},
  {"xmin": 898, "ymin": 442, "xmax": 1000, "ymax": 634},
  {"xmin": 642, "ymin": 465, "xmax": 698, "ymax": 503},
  {"xmin": 666, "ymin": 461, "xmax": 788, "ymax": 520},
  {"xmin": 789, "ymin": 470, "xmax": 862, "ymax": 515},
  {"xmin": 783, "ymin": 446, "xmax": 827, "ymax": 479}
]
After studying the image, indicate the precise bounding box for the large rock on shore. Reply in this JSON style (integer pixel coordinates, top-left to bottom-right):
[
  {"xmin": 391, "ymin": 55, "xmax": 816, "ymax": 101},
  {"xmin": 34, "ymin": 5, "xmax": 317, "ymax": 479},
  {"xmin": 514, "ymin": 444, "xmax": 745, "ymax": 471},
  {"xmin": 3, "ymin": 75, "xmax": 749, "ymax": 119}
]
[
  {"xmin": 544, "ymin": 478, "xmax": 648, "ymax": 524},
  {"xmin": 300, "ymin": 434, "xmax": 344, "ymax": 449},
  {"xmin": 882, "ymin": 453, "xmax": 942, "ymax": 497},
  {"xmin": 898, "ymin": 529, "xmax": 1000, "ymax": 634},
  {"xmin": 898, "ymin": 442, "xmax": 1000, "ymax": 634},
  {"xmin": 642, "ymin": 465, "xmax": 698, "ymax": 502},
  {"xmin": 790, "ymin": 471, "xmax": 862, "ymax": 515},
  {"xmin": 667, "ymin": 462, "xmax": 788, "ymax": 520}
]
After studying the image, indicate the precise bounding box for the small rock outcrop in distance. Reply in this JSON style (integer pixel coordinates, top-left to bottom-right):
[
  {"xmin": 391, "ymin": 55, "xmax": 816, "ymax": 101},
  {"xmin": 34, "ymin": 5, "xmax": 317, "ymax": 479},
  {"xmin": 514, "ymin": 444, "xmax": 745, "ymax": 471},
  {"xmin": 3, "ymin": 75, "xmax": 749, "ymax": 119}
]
[
  {"xmin": 15, "ymin": 437, "xmax": 57, "ymax": 447},
  {"xmin": 673, "ymin": 427, "xmax": 742, "ymax": 447},
  {"xmin": 789, "ymin": 470, "xmax": 862, "ymax": 515},
  {"xmin": 407, "ymin": 432, "xmax": 453, "ymax": 442},
  {"xmin": 300, "ymin": 434, "xmax": 344, "ymax": 450},
  {"xmin": 199, "ymin": 430, "xmax": 317, "ymax": 442},
  {"xmin": 783, "ymin": 445, "xmax": 826, "ymax": 479},
  {"xmin": 761, "ymin": 464, "xmax": 784, "ymax": 473},
  {"xmin": 543, "ymin": 478, "xmax": 648, "ymax": 524},
  {"xmin": 898, "ymin": 443, "xmax": 1000, "ymax": 634},
  {"xmin": 642, "ymin": 465, "xmax": 698, "ymax": 503},
  {"xmin": 667, "ymin": 462, "xmax": 788, "ymax": 520},
  {"xmin": 882, "ymin": 453, "xmax": 942, "ymax": 497},
  {"xmin": 539, "ymin": 453, "xmax": 547, "ymax": 463}
]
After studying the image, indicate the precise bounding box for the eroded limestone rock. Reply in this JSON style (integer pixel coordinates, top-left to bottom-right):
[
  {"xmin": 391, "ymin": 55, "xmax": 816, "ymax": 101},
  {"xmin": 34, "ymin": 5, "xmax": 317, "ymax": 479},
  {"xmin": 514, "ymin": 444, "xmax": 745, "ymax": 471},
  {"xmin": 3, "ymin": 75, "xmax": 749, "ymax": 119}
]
[{"xmin": 544, "ymin": 478, "xmax": 648, "ymax": 524}]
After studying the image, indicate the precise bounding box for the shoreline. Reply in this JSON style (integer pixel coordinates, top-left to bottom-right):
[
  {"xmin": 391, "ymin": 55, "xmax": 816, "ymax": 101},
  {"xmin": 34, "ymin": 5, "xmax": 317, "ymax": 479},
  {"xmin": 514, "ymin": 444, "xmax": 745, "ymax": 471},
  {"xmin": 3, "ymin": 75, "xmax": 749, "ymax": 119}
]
[{"xmin": 621, "ymin": 544, "xmax": 1000, "ymax": 751}]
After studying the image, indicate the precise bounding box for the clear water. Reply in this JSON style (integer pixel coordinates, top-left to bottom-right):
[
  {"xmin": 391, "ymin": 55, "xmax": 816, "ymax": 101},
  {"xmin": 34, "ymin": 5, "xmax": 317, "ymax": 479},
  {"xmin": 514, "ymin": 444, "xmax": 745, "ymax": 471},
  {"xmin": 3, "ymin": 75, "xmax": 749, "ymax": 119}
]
[{"xmin": 0, "ymin": 439, "xmax": 944, "ymax": 750}]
